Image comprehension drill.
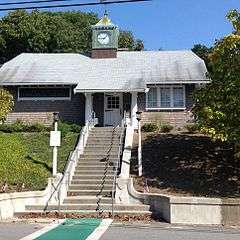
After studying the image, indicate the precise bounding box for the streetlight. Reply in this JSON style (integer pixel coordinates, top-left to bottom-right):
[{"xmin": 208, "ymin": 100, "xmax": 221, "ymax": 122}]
[
  {"xmin": 136, "ymin": 111, "xmax": 142, "ymax": 177},
  {"xmin": 50, "ymin": 112, "xmax": 61, "ymax": 176}
]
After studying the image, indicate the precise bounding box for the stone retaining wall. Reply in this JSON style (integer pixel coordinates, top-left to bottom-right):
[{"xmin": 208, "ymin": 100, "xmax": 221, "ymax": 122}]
[{"xmin": 128, "ymin": 178, "xmax": 240, "ymax": 225}]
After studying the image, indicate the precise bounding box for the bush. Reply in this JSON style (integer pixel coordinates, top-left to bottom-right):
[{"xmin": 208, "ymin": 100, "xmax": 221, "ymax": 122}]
[
  {"xmin": 58, "ymin": 121, "xmax": 81, "ymax": 136},
  {"xmin": 27, "ymin": 123, "xmax": 50, "ymax": 132},
  {"xmin": 0, "ymin": 121, "xmax": 49, "ymax": 133},
  {"xmin": 160, "ymin": 124, "xmax": 173, "ymax": 133},
  {"xmin": 184, "ymin": 123, "xmax": 199, "ymax": 133},
  {"xmin": 141, "ymin": 123, "xmax": 158, "ymax": 132}
]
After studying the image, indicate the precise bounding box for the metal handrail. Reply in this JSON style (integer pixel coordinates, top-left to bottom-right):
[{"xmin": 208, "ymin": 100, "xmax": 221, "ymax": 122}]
[
  {"xmin": 44, "ymin": 112, "xmax": 97, "ymax": 212},
  {"xmin": 111, "ymin": 111, "xmax": 127, "ymax": 218}
]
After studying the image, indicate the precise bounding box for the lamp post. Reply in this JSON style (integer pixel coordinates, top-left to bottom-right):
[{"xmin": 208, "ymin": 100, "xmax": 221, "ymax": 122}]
[
  {"xmin": 52, "ymin": 112, "xmax": 60, "ymax": 176},
  {"xmin": 136, "ymin": 111, "xmax": 142, "ymax": 177}
]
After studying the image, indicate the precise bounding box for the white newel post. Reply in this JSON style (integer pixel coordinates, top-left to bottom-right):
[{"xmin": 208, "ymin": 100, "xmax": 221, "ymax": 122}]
[
  {"xmin": 131, "ymin": 92, "xmax": 138, "ymax": 129},
  {"xmin": 85, "ymin": 93, "xmax": 93, "ymax": 125}
]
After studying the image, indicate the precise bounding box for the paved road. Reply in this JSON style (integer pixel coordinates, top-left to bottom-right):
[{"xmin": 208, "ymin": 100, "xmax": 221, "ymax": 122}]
[
  {"xmin": 0, "ymin": 220, "xmax": 240, "ymax": 240},
  {"xmin": 0, "ymin": 222, "xmax": 44, "ymax": 240},
  {"xmin": 100, "ymin": 223, "xmax": 240, "ymax": 240}
]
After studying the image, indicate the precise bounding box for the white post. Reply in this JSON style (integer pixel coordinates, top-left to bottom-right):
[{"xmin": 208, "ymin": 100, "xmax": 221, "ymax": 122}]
[
  {"xmin": 138, "ymin": 119, "xmax": 142, "ymax": 177},
  {"xmin": 131, "ymin": 92, "xmax": 138, "ymax": 129},
  {"xmin": 52, "ymin": 121, "xmax": 58, "ymax": 176},
  {"xmin": 85, "ymin": 93, "xmax": 93, "ymax": 125}
]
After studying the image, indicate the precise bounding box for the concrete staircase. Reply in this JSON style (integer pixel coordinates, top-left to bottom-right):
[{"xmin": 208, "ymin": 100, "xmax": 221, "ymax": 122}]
[{"xmin": 23, "ymin": 127, "xmax": 150, "ymax": 215}]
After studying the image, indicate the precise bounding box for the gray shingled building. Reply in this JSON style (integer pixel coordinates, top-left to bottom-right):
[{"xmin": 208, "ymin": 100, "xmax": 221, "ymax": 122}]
[{"xmin": 0, "ymin": 12, "xmax": 209, "ymax": 128}]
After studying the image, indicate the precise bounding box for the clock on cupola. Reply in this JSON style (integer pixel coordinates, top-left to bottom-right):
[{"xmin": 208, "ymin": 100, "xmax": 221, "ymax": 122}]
[{"xmin": 91, "ymin": 11, "xmax": 119, "ymax": 59}]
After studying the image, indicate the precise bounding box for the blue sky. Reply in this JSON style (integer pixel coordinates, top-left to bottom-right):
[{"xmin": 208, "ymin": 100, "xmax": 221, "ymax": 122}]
[{"xmin": 0, "ymin": 0, "xmax": 239, "ymax": 50}]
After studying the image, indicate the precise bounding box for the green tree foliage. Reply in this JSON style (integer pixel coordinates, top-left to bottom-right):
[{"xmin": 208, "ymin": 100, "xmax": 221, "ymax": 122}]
[
  {"xmin": 193, "ymin": 10, "xmax": 240, "ymax": 147},
  {"xmin": 0, "ymin": 88, "xmax": 14, "ymax": 123},
  {"xmin": 0, "ymin": 10, "xmax": 144, "ymax": 63},
  {"xmin": 118, "ymin": 30, "xmax": 144, "ymax": 51},
  {"xmin": 192, "ymin": 44, "xmax": 212, "ymax": 71}
]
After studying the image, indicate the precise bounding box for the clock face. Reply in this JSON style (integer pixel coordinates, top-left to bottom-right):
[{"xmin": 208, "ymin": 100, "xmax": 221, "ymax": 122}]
[{"xmin": 97, "ymin": 32, "xmax": 110, "ymax": 45}]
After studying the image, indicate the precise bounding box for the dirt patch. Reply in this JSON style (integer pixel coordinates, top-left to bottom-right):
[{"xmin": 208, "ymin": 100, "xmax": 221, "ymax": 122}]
[{"xmin": 131, "ymin": 132, "xmax": 240, "ymax": 198}]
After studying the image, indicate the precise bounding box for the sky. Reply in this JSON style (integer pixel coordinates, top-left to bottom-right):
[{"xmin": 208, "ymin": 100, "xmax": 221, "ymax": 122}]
[{"xmin": 0, "ymin": 0, "xmax": 239, "ymax": 50}]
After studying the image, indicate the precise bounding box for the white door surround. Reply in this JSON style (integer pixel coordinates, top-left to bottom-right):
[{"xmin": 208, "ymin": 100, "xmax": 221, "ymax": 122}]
[{"xmin": 104, "ymin": 93, "xmax": 123, "ymax": 126}]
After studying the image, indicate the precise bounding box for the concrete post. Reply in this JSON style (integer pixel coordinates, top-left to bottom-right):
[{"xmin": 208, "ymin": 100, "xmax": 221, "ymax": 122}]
[
  {"xmin": 85, "ymin": 93, "xmax": 93, "ymax": 125},
  {"xmin": 138, "ymin": 120, "xmax": 142, "ymax": 177},
  {"xmin": 52, "ymin": 121, "xmax": 58, "ymax": 176},
  {"xmin": 131, "ymin": 92, "xmax": 138, "ymax": 129}
]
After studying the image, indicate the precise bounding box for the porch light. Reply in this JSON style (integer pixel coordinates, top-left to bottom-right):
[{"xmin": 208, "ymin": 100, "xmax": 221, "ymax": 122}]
[
  {"xmin": 136, "ymin": 111, "xmax": 142, "ymax": 121},
  {"xmin": 53, "ymin": 112, "xmax": 59, "ymax": 122}
]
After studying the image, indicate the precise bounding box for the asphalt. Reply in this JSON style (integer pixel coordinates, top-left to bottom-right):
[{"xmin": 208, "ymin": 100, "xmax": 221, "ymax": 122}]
[
  {"xmin": 0, "ymin": 222, "xmax": 44, "ymax": 240},
  {"xmin": 100, "ymin": 222, "xmax": 240, "ymax": 240},
  {"xmin": 0, "ymin": 220, "xmax": 240, "ymax": 240}
]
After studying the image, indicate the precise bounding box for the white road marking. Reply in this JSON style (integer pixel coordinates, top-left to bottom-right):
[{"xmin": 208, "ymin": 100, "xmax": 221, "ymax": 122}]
[
  {"xmin": 19, "ymin": 219, "xmax": 65, "ymax": 240},
  {"xmin": 86, "ymin": 219, "xmax": 113, "ymax": 240}
]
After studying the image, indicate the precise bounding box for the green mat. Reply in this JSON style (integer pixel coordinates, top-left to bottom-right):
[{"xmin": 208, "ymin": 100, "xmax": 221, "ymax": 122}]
[{"xmin": 35, "ymin": 218, "xmax": 102, "ymax": 240}]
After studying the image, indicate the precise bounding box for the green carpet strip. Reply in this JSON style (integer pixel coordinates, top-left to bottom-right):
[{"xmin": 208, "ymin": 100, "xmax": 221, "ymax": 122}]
[{"xmin": 35, "ymin": 218, "xmax": 102, "ymax": 240}]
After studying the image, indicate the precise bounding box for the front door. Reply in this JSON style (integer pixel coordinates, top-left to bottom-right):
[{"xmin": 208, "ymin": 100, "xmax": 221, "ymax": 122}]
[{"xmin": 104, "ymin": 93, "xmax": 122, "ymax": 126}]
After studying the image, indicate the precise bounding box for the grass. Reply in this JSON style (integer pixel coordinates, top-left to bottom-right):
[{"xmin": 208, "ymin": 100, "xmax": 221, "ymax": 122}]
[
  {"xmin": 0, "ymin": 131, "xmax": 78, "ymax": 191},
  {"xmin": 131, "ymin": 132, "xmax": 240, "ymax": 198}
]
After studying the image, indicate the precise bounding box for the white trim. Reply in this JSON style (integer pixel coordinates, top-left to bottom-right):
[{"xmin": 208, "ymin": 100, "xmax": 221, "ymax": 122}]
[
  {"xmin": 19, "ymin": 219, "xmax": 65, "ymax": 240},
  {"xmin": 74, "ymin": 88, "xmax": 146, "ymax": 93},
  {"xmin": 146, "ymin": 85, "xmax": 186, "ymax": 110},
  {"xmin": 86, "ymin": 219, "xmax": 113, "ymax": 240},
  {"xmin": 146, "ymin": 107, "xmax": 186, "ymax": 111},
  {"xmin": 17, "ymin": 86, "xmax": 71, "ymax": 101}
]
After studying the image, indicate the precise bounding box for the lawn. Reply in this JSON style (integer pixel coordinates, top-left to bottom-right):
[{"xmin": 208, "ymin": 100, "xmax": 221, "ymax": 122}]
[
  {"xmin": 0, "ymin": 131, "xmax": 79, "ymax": 191},
  {"xmin": 131, "ymin": 132, "xmax": 240, "ymax": 198}
]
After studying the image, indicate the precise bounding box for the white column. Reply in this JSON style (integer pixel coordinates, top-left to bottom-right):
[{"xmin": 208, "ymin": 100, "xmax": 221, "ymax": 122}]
[
  {"xmin": 85, "ymin": 93, "xmax": 93, "ymax": 125},
  {"xmin": 131, "ymin": 92, "xmax": 138, "ymax": 129}
]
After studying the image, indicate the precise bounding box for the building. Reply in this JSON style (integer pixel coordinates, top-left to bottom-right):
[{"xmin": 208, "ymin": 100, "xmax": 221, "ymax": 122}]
[{"xmin": 0, "ymin": 12, "xmax": 209, "ymax": 128}]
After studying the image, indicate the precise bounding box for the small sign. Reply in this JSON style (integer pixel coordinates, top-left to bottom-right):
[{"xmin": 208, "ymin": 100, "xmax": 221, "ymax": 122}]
[{"xmin": 50, "ymin": 131, "xmax": 61, "ymax": 147}]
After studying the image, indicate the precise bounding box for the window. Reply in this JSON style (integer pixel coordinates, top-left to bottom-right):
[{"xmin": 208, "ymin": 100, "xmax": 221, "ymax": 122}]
[
  {"xmin": 146, "ymin": 85, "xmax": 185, "ymax": 109},
  {"xmin": 18, "ymin": 87, "xmax": 71, "ymax": 101},
  {"xmin": 107, "ymin": 96, "xmax": 120, "ymax": 109},
  {"xmin": 160, "ymin": 87, "xmax": 171, "ymax": 108},
  {"xmin": 173, "ymin": 87, "xmax": 184, "ymax": 107},
  {"xmin": 147, "ymin": 88, "xmax": 158, "ymax": 108}
]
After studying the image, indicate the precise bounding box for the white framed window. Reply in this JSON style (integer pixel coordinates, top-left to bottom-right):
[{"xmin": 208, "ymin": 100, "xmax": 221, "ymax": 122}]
[
  {"xmin": 146, "ymin": 85, "xmax": 186, "ymax": 110},
  {"xmin": 18, "ymin": 86, "xmax": 71, "ymax": 101}
]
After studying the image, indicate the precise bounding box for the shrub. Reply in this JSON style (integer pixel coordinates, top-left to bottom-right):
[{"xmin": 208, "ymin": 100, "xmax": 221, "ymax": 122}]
[
  {"xmin": 184, "ymin": 123, "xmax": 199, "ymax": 133},
  {"xmin": 160, "ymin": 124, "xmax": 174, "ymax": 133},
  {"xmin": 0, "ymin": 121, "xmax": 49, "ymax": 133},
  {"xmin": 141, "ymin": 123, "xmax": 158, "ymax": 132},
  {"xmin": 28, "ymin": 123, "xmax": 50, "ymax": 132},
  {"xmin": 58, "ymin": 121, "xmax": 82, "ymax": 136}
]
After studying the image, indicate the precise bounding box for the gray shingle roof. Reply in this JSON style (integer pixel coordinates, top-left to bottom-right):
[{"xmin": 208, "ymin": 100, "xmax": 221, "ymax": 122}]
[{"xmin": 0, "ymin": 51, "xmax": 208, "ymax": 92}]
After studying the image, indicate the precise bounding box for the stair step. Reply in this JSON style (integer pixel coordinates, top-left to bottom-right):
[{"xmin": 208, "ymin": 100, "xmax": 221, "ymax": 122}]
[
  {"xmin": 84, "ymin": 146, "xmax": 119, "ymax": 151},
  {"xmin": 64, "ymin": 196, "xmax": 112, "ymax": 204},
  {"xmin": 71, "ymin": 179, "xmax": 113, "ymax": 185},
  {"xmin": 77, "ymin": 161, "xmax": 117, "ymax": 166},
  {"xmin": 67, "ymin": 189, "xmax": 112, "ymax": 196},
  {"xmin": 72, "ymin": 175, "xmax": 114, "ymax": 180},
  {"xmin": 79, "ymin": 158, "xmax": 118, "ymax": 161},
  {"xmin": 69, "ymin": 184, "xmax": 112, "ymax": 190},
  {"xmin": 81, "ymin": 154, "xmax": 118, "ymax": 158},
  {"xmin": 75, "ymin": 166, "xmax": 115, "ymax": 170},
  {"xmin": 25, "ymin": 204, "xmax": 150, "ymax": 211},
  {"xmin": 74, "ymin": 171, "xmax": 115, "ymax": 175}
]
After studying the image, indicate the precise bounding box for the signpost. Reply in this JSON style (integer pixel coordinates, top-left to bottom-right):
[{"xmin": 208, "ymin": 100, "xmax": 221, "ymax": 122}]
[
  {"xmin": 136, "ymin": 111, "xmax": 142, "ymax": 177},
  {"xmin": 50, "ymin": 112, "xmax": 61, "ymax": 176}
]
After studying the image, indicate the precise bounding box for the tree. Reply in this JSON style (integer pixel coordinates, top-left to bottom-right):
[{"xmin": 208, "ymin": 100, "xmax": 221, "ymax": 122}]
[
  {"xmin": 0, "ymin": 10, "xmax": 144, "ymax": 63},
  {"xmin": 118, "ymin": 30, "xmax": 144, "ymax": 51},
  {"xmin": 193, "ymin": 10, "xmax": 240, "ymax": 148},
  {"xmin": 0, "ymin": 88, "xmax": 13, "ymax": 123},
  {"xmin": 192, "ymin": 44, "xmax": 212, "ymax": 71}
]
